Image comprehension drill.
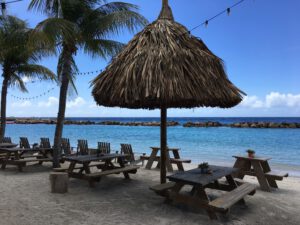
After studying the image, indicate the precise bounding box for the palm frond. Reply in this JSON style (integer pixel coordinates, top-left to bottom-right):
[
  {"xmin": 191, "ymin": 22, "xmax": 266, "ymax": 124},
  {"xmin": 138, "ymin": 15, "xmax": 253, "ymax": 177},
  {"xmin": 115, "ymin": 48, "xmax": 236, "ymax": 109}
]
[
  {"xmin": 82, "ymin": 9, "xmax": 148, "ymax": 39},
  {"xmin": 9, "ymin": 73, "xmax": 28, "ymax": 92},
  {"xmin": 82, "ymin": 39, "xmax": 124, "ymax": 59},
  {"xmin": 16, "ymin": 64, "xmax": 57, "ymax": 81},
  {"xmin": 34, "ymin": 18, "xmax": 78, "ymax": 44}
]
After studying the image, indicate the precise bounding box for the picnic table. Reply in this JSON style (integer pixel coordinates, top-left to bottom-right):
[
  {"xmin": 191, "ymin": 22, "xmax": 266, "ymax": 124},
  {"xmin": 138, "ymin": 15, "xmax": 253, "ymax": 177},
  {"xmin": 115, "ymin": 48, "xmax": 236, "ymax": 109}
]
[
  {"xmin": 142, "ymin": 147, "xmax": 191, "ymax": 172},
  {"xmin": 150, "ymin": 165, "xmax": 256, "ymax": 220},
  {"xmin": 233, "ymin": 155, "xmax": 288, "ymax": 192},
  {"xmin": 0, "ymin": 147, "xmax": 53, "ymax": 172},
  {"xmin": 63, "ymin": 154, "xmax": 139, "ymax": 187}
]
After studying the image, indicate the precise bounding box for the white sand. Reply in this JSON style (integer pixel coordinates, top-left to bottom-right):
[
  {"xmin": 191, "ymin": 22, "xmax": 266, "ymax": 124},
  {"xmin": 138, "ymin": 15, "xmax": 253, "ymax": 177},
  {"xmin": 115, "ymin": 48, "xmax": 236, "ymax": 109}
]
[{"xmin": 0, "ymin": 162, "xmax": 300, "ymax": 225}]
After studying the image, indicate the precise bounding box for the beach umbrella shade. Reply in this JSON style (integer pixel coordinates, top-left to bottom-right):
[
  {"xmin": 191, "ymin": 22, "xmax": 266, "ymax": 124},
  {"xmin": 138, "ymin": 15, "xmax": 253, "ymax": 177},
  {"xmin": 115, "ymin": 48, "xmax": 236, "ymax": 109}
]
[{"xmin": 91, "ymin": 0, "xmax": 245, "ymax": 184}]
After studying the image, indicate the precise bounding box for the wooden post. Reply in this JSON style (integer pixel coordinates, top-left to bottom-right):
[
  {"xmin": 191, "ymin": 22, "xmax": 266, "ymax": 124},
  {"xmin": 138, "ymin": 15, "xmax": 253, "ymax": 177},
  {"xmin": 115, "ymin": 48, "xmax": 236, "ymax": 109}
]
[
  {"xmin": 160, "ymin": 107, "xmax": 167, "ymax": 184},
  {"xmin": 159, "ymin": 0, "xmax": 174, "ymax": 20},
  {"xmin": 49, "ymin": 172, "xmax": 69, "ymax": 193}
]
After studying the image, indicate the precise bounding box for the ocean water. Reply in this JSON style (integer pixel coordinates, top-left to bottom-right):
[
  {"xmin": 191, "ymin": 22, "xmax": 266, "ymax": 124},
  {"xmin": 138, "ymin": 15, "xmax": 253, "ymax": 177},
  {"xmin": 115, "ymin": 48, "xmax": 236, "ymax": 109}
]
[{"xmin": 5, "ymin": 117, "xmax": 300, "ymax": 175}]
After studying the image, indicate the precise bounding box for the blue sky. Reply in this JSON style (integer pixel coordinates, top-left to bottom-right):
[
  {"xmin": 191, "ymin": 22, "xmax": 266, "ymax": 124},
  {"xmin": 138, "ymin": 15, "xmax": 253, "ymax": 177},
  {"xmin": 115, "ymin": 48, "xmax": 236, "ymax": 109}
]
[{"xmin": 2, "ymin": 0, "xmax": 300, "ymax": 117}]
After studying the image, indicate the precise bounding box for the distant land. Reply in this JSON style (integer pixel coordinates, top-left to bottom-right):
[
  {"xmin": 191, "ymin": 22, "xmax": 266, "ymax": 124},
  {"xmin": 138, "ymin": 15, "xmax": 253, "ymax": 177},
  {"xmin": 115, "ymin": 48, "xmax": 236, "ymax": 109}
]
[{"xmin": 6, "ymin": 117, "xmax": 300, "ymax": 128}]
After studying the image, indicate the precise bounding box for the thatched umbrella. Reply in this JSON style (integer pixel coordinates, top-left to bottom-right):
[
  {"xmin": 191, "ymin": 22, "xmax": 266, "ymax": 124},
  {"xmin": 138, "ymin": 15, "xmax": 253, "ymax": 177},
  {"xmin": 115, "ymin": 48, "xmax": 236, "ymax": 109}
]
[{"xmin": 92, "ymin": 0, "xmax": 245, "ymax": 184}]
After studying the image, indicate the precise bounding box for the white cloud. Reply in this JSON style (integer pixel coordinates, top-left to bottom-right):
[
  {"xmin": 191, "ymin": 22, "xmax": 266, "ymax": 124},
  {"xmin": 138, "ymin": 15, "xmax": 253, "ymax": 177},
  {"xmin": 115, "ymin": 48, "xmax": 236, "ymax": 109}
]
[
  {"xmin": 22, "ymin": 77, "xmax": 30, "ymax": 83},
  {"xmin": 11, "ymin": 100, "xmax": 32, "ymax": 108},
  {"xmin": 240, "ymin": 92, "xmax": 300, "ymax": 109},
  {"xmin": 66, "ymin": 97, "xmax": 86, "ymax": 108},
  {"xmin": 265, "ymin": 92, "xmax": 300, "ymax": 108},
  {"xmin": 38, "ymin": 97, "xmax": 59, "ymax": 108},
  {"xmin": 37, "ymin": 96, "xmax": 86, "ymax": 109},
  {"xmin": 240, "ymin": 96, "xmax": 264, "ymax": 108},
  {"xmin": 6, "ymin": 92, "xmax": 300, "ymax": 117}
]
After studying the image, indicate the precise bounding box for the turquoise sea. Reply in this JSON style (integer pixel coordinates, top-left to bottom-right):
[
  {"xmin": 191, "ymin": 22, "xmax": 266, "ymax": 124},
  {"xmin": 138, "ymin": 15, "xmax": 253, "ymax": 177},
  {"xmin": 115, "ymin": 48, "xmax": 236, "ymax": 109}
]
[{"xmin": 5, "ymin": 117, "xmax": 300, "ymax": 176}]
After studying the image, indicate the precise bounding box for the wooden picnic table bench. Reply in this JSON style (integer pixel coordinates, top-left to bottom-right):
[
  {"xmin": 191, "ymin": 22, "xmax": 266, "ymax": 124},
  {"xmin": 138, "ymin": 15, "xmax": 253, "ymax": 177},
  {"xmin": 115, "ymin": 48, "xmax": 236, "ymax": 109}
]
[
  {"xmin": 233, "ymin": 155, "xmax": 288, "ymax": 192},
  {"xmin": 64, "ymin": 153, "xmax": 139, "ymax": 187},
  {"xmin": 150, "ymin": 165, "xmax": 256, "ymax": 220},
  {"xmin": 144, "ymin": 147, "xmax": 191, "ymax": 172},
  {"xmin": 0, "ymin": 147, "xmax": 53, "ymax": 172}
]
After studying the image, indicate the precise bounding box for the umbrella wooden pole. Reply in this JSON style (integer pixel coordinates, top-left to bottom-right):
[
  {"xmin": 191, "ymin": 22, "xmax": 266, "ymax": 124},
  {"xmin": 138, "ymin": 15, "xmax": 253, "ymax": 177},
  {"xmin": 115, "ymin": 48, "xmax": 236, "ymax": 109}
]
[{"xmin": 160, "ymin": 106, "xmax": 167, "ymax": 184}]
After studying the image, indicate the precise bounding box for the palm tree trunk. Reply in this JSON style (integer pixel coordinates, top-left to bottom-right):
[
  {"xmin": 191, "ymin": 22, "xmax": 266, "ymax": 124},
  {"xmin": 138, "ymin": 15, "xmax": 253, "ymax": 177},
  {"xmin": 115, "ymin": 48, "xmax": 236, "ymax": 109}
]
[
  {"xmin": 0, "ymin": 76, "xmax": 9, "ymax": 140},
  {"xmin": 53, "ymin": 48, "xmax": 72, "ymax": 168}
]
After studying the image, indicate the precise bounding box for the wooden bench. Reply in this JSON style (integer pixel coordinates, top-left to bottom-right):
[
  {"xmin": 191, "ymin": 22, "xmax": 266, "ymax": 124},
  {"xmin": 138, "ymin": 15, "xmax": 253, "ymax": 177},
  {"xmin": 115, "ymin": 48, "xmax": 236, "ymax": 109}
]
[
  {"xmin": 85, "ymin": 165, "xmax": 139, "ymax": 179},
  {"xmin": 265, "ymin": 171, "xmax": 288, "ymax": 181},
  {"xmin": 170, "ymin": 158, "xmax": 191, "ymax": 163},
  {"xmin": 209, "ymin": 183, "xmax": 256, "ymax": 213},
  {"xmin": 150, "ymin": 182, "xmax": 176, "ymax": 196},
  {"xmin": 14, "ymin": 158, "xmax": 53, "ymax": 163}
]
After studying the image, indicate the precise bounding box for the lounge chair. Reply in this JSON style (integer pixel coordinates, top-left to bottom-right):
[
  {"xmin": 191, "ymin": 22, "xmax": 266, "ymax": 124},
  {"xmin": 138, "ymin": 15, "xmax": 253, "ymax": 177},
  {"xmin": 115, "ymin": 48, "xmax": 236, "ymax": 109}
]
[
  {"xmin": 77, "ymin": 140, "xmax": 98, "ymax": 155},
  {"xmin": 120, "ymin": 144, "xmax": 144, "ymax": 165},
  {"xmin": 19, "ymin": 137, "xmax": 41, "ymax": 159},
  {"xmin": 98, "ymin": 142, "xmax": 111, "ymax": 154},
  {"xmin": 19, "ymin": 137, "xmax": 31, "ymax": 149},
  {"xmin": 40, "ymin": 137, "xmax": 51, "ymax": 148},
  {"xmin": 61, "ymin": 138, "xmax": 76, "ymax": 155},
  {"xmin": 0, "ymin": 137, "xmax": 12, "ymax": 143}
]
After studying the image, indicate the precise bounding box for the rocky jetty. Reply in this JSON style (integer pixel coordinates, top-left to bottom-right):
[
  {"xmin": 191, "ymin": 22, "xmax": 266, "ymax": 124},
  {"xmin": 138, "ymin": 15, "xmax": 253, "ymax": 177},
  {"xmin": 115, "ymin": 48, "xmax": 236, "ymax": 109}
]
[
  {"xmin": 9, "ymin": 119, "xmax": 300, "ymax": 128},
  {"xmin": 13, "ymin": 119, "xmax": 179, "ymax": 127},
  {"xmin": 183, "ymin": 121, "xmax": 222, "ymax": 127},
  {"xmin": 98, "ymin": 121, "xmax": 179, "ymax": 126},
  {"xmin": 229, "ymin": 122, "xmax": 300, "ymax": 129},
  {"xmin": 183, "ymin": 121, "xmax": 300, "ymax": 128}
]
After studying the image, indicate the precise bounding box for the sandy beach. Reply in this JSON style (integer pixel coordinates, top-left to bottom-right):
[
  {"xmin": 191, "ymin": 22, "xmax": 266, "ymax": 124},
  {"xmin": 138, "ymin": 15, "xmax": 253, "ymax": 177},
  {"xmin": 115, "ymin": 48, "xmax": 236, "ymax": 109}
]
[{"xmin": 0, "ymin": 162, "xmax": 299, "ymax": 225}]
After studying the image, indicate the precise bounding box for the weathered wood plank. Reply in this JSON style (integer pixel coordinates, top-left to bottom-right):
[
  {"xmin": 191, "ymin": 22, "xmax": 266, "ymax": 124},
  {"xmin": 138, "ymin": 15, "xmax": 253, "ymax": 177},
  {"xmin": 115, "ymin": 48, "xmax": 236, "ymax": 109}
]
[
  {"xmin": 209, "ymin": 183, "xmax": 256, "ymax": 212},
  {"xmin": 85, "ymin": 165, "xmax": 139, "ymax": 178},
  {"xmin": 150, "ymin": 182, "xmax": 176, "ymax": 192},
  {"xmin": 265, "ymin": 171, "xmax": 288, "ymax": 180}
]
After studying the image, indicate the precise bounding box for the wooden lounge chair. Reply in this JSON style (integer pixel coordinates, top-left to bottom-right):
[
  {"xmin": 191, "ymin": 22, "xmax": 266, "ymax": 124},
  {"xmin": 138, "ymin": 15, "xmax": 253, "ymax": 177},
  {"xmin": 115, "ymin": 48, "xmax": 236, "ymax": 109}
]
[
  {"xmin": 98, "ymin": 142, "xmax": 111, "ymax": 154},
  {"xmin": 0, "ymin": 137, "xmax": 12, "ymax": 143},
  {"xmin": 19, "ymin": 137, "xmax": 31, "ymax": 149},
  {"xmin": 61, "ymin": 138, "xmax": 75, "ymax": 155},
  {"xmin": 120, "ymin": 144, "xmax": 144, "ymax": 165},
  {"xmin": 19, "ymin": 137, "xmax": 46, "ymax": 162},
  {"xmin": 40, "ymin": 138, "xmax": 51, "ymax": 148}
]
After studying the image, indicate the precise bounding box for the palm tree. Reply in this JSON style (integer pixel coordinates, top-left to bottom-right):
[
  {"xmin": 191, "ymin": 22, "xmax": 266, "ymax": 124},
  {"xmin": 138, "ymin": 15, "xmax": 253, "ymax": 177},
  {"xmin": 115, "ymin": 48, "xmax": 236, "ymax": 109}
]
[
  {"xmin": 29, "ymin": 0, "xmax": 148, "ymax": 167},
  {"xmin": 0, "ymin": 16, "xmax": 56, "ymax": 140}
]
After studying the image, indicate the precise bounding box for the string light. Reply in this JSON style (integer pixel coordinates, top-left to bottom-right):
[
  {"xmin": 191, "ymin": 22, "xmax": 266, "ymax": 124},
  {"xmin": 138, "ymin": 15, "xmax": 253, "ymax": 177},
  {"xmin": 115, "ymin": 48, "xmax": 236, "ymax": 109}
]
[
  {"xmin": 9, "ymin": 69, "xmax": 103, "ymax": 100},
  {"xmin": 10, "ymin": 87, "xmax": 55, "ymax": 101},
  {"xmin": 182, "ymin": 0, "xmax": 248, "ymax": 35}
]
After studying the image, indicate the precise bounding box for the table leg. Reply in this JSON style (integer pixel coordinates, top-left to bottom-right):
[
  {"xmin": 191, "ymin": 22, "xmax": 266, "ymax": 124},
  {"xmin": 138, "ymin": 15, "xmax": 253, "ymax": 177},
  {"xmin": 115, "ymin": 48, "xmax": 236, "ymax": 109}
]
[
  {"xmin": 68, "ymin": 162, "xmax": 76, "ymax": 173},
  {"xmin": 14, "ymin": 152, "xmax": 24, "ymax": 172},
  {"xmin": 233, "ymin": 158, "xmax": 251, "ymax": 179},
  {"xmin": 118, "ymin": 157, "xmax": 130, "ymax": 179},
  {"xmin": 261, "ymin": 161, "xmax": 278, "ymax": 188},
  {"xmin": 252, "ymin": 160, "xmax": 271, "ymax": 192},
  {"xmin": 1, "ymin": 152, "xmax": 11, "ymax": 170},
  {"xmin": 172, "ymin": 150, "xmax": 184, "ymax": 171},
  {"xmin": 166, "ymin": 151, "xmax": 173, "ymax": 172},
  {"xmin": 82, "ymin": 162, "xmax": 96, "ymax": 187},
  {"xmin": 145, "ymin": 149, "xmax": 159, "ymax": 170},
  {"xmin": 226, "ymin": 175, "xmax": 246, "ymax": 204},
  {"xmin": 193, "ymin": 186, "xmax": 218, "ymax": 220}
]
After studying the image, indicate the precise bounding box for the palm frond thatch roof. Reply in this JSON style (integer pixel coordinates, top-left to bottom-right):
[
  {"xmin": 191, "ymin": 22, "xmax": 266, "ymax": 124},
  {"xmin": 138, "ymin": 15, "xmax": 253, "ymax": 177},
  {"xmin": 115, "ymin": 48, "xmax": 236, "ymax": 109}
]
[{"xmin": 92, "ymin": 0, "xmax": 245, "ymax": 109}]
